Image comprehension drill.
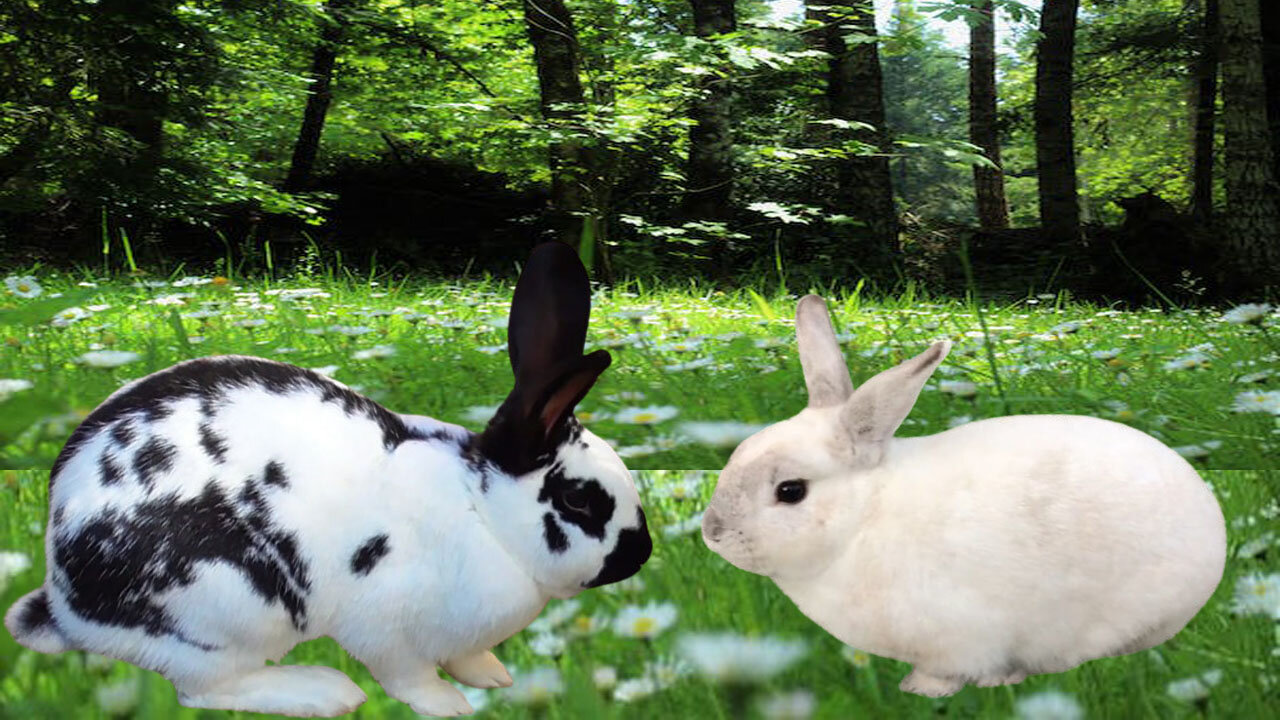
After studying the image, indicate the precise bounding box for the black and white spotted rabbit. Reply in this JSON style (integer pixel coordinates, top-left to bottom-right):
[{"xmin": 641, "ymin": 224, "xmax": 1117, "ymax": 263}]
[{"xmin": 5, "ymin": 242, "xmax": 651, "ymax": 717}]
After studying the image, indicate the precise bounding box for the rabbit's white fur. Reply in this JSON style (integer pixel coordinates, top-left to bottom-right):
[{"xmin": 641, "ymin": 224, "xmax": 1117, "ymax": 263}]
[
  {"xmin": 6, "ymin": 244, "xmax": 651, "ymax": 717},
  {"xmin": 702, "ymin": 295, "xmax": 1226, "ymax": 697}
]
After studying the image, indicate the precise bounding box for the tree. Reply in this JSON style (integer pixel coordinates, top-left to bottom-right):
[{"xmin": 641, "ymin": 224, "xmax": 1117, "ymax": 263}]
[
  {"xmin": 284, "ymin": 0, "xmax": 358, "ymax": 193},
  {"xmin": 521, "ymin": 0, "xmax": 594, "ymax": 250},
  {"xmin": 683, "ymin": 0, "xmax": 737, "ymax": 229},
  {"xmin": 1034, "ymin": 0, "xmax": 1081, "ymax": 244},
  {"xmin": 1261, "ymin": 0, "xmax": 1280, "ymax": 185},
  {"xmin": 811, "ymin": 0, "xmax": 898, "ymax": 253},
  {"xmin": 1219, "ymin": 0, "xmax": 1280, "ymax": 290},
  {"xmin": 969, "ymin": 0, "xmax": 1010, "ymax": 228},
  {"xmin": 1190, "ymin": 0, "xmax": 1219, "ymax": 220}
]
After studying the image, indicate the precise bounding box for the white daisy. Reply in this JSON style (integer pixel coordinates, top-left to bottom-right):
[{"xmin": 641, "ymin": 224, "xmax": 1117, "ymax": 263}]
[
  {"xmin": 352, "ymin": 344, "xmax": 397, "ymax": 360},
  {"xmin": 1014, "ymin": 689, "xmax": 1084, "ymax": 720},
  {"xmin": 662, "ymin": 513, "xmax": 706, "ymax": 539},
  {"xmin": 460, "ymin": 404, "xmax": 500, "ymax": 424},
  {"xmin": 644, "ymin": 656, "xmax": 693, "ymax": 688},
  {"xmin": 327, "ymin": 324, "xmax": 375, "ymax": 336},
  {"xmin": 1231, "ymin": 572, "xmax": 1280, "ymax": 619},
  {"xmin": 612, "ymin": 602, "xmax": 678, "ymax": 639},
  {"xmin": 676, "ymin": 633, "xmax": 807, "ymax": 683},
  {"xmin": 665, "ymin": 357, "xmax": 717, "ymax": 372},
  {"xmin": 310, "ymin": 365, "xmax": 340, "ymax": 377},
  {"xmin": 677, "ymin": 421, "xmax": 766, "ymax": 447},
  {"xmin": 504, "ymin": 667, "xmax": 563, "ymax": 705},
  {"xmin": 613, "ymin": 406, "xmax": 680, "ymax": 425},
  {"xmin": 528, "ymin": 599, "xmax": 581, "ymax": 633},
  {"xmin": 528, "ymin": 632, "xmax": 566, "ymax": 657},
  {"xmin": 1166, "ymin": 669, "xmax": 1223, "ymax": 702},
  {"xmin": 1163, "ymin": 351, "xmax": 1212, "ymax": 371},
  {"xmin": 76, "ymin": 350, "xmax": 142, "ymax": 368},
  {"xmin": 758, "ymin": 689, "xmax": 816, "ymax": 720},
  {"xmin": 232, "ymin": 318, "xmax": 267, "ymax": 328},
  {"xmin": 0, "ymin": 379, "xmax": 34, "ymax": 402},
  {"xmin": 1222, "ymin": 303, "xmax": 1273, "ymax": 325},
  {"xmin": 1237, "ymin": 532, "xmax": 1275, "ymax": 559},
  {"xmin": 840, "ymin": 645, "xmax": 871, "ymax": 668},
  {"xmin": 612, "ymin": 677, "xmax": 657, "ymax": 703},
  {"xmin": 1232, "ymin": 390, "xmax": 1280, "ymax": 415},
  {"xmin": 5, "ymin": 275, "xmax": 43, "ymax": 298},
  {"xmin": 50, "ymin": 306, "xmax": 91, "ymax": 327},
  {"xmin": 592, "ymin": 665, "xmax": 618, "ymax": 690}
]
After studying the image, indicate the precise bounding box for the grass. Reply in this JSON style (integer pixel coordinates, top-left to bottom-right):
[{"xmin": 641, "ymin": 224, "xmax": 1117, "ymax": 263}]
[{"xmin": 0, "ymin": 271, "xmax": 1277, "ymax": 718}]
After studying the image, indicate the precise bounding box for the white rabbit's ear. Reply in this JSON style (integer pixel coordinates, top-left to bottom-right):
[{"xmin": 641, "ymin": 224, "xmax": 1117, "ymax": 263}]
[
  {"xmin": 796, "ymin": 295, "xmax": 854, "ymax": 408},
  {"xmin": 840, "ymin": 340, "xmax": 950, "ymax": 453}
]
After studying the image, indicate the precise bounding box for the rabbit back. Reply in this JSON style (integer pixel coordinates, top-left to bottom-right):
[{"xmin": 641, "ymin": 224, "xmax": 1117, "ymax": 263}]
[{"xmin": 807, "ymin": 414, "xmax": 1225, "ymax": 676}]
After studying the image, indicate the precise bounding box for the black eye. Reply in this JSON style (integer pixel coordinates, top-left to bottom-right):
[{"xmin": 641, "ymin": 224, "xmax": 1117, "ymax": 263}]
[
  {"xmin": 562, "ymin": 488, "xmax": 589, "ymax": 513},
  {"xmin": 775, "ymin": 480, "xmax": 807, "ymax": 504}
]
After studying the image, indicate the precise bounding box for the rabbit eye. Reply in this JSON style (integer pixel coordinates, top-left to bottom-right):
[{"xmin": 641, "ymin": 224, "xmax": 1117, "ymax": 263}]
[
  {"xmin": 562, "ymin": 488, "xmax": 589, "ymax": 513},
  {"xmin": 775, "ymin": 479, "xmax": 807, "ymax": 504}
]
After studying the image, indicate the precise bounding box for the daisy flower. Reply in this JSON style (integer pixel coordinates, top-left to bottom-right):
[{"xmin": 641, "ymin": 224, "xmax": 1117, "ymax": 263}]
[
  {"xmin": 50, "ymin": 306, "xmax": 91, "ymax": 327},
  {"xmin": 1166, "ymin": 669, "xmax": 1223, "ymax": 703},
  {"xmin": 1222, "ymin": 303, "xmax": 1272, "ymax": 325},
  {"xmin": 352, "ymin": 344, "xmax": 397, "ymax": 360},
  {"xmin": 1231, "ymin": 390, "xmax": 1280, "ymax": 415},
  {"xmin": 1014, "ymin": 689, "xmax": 1084, "ymax": 720},
  {"xmin": 5, "ymin": 275, "xmax": 42, "ymax": 298},
  {"xmin": 613, "ymin": 406, "xmax": 680, "ymax": 425},
  {"xmin": 592, "ymin": 665, "xmax": 618, "ymax": 690},
  {"xmin": 677, "ymin": 421, "xmax": 766, "ymax": 447},
  {"xmin": 76, "ymin": 350, "xmax": 142, "ymax": 368},
  {"xmin": 612, "ymin": 602, "xmax": 678, "ymax": 639},
  {"xmin": 504, "ymin": 667, "xmax": 563, "ymax": 706},
  {"xmin": 676, "ymin": 633, "xmax": 807, "ymax": 683},
  {"xmin": 0, "ymin": 379, "xmax": 34, "ymax": 402},
  {"xmin": 758, "ymin": 689, "xmax": 816, "ymax": 720},
  {"xmin": 938, "ymin": 380, "xmax": 978, "ymax": 398},
  {"xmin": 612, "ymin": 677, "xmax": 657, "ymax": 703},
  {"xmin": 1231, "ymin": 572, "xmax": 1280, "ymax": 619}
]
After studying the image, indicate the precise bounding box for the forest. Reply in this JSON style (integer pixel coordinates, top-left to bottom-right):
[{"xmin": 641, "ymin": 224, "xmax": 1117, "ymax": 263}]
[{"xmin": 2, "ymin": 0, "xmax": 1278, "ymax": 300}]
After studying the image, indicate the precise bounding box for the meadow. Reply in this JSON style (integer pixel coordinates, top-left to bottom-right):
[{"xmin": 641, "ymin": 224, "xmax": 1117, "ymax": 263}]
[{"xmin": 0, "ymin": 271, "xmax": 1278, "ymax": 719}]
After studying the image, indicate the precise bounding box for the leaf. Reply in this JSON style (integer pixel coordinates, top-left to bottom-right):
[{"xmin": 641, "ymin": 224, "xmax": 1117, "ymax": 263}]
[{"xmin": 745, "ymin": 288, "xmax": 776, "ymax": 321}]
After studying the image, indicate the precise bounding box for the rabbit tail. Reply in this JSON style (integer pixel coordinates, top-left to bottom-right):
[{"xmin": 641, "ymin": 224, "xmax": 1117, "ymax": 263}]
[{"xmin": 5, "ymin": 589, "xmax": 72, "ymax": 654}]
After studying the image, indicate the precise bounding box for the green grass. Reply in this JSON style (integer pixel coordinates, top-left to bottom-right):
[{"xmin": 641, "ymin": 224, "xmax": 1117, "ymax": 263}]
[
  {"xmin": 0, "ymin": 469, "xmax": 1277, "ymax": 719},
  {"xmin": 0, "ymin": 273, "xmax": 1277, "ymax": 471},
  {"xmin": 0, "ymin": 273, "xmax": 1277, "ymax": 718}
]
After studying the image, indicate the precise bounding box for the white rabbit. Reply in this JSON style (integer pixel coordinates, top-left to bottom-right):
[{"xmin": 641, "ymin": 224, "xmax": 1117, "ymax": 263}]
[
  {"xmin": 5, "ymin": 242, "xmax": 651, "ymax": 717},
  {"xmin": 701, "ymin": 294, "xmax": 1225, "ymax": 697}
]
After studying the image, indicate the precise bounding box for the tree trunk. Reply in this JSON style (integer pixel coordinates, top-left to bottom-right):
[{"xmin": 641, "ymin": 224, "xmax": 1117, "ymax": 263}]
[
  {"xmin": 284, "ymin": 0, "xmax": 355, "ymax": 193},
  {"xmin": 1190, "ymin": 0, "xmax": 1220, "ymax": 220},
  {"xmin": 1261, "ymin": 0, "xmax": 1280, "ymax": 185},
  {"xmin": 683, "ymin": 0, "xmax": 736, "ymax": 227},
  {"xmin": 1220, "ymin": 0, "xmax": 1280, "ymax": 291},
  {"xmin": 1034, "ymin": 0, "xmax": 1081, "ymax": 245},
  {"xmin": 969, "ymin": 0, "xmax": 1009, "ymax": 229},
  {"xmin": 522, "ymin": 0, "xmax": 593, "ymax": 249},
  {"xmin": 815, "ymin": 1, "xmax": 898, "ymax": 253}
]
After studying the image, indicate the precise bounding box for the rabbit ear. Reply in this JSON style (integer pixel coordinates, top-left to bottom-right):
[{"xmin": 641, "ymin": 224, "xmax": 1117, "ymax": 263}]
[
  {"xmin": 840, "ymin": 340, "xmax": 950, "ymax": 454},
  {"xmin": 796, "ymin": 295, "xmax": 854, "ymax": 408},
  {"xmin": 507, "ymin": 242, "xmax": 591, "ymax": 388},
  {"xmin": 529, "ymin": 350, "xmax": 612, "ymax": 439}
]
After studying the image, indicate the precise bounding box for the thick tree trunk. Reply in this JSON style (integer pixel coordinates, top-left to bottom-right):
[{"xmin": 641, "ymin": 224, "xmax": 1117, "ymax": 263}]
[
  {"xmin": 817, "ymin": 1, "xmax": 898, "ymax": 252},
  {"xmin": 969, "ymin": 0, "xmax": 1009, "ymax": 229},
  {"xmin": 1191, "ymin": 0, "xmax": 1220, "ymax": 220},
  {"xmin": 1261, "ymin": 0, "xmax": 1280, "ymax": 185},
  {"xmin": 1220, "ymin": 0, "xmax": 1280, "ymax": 291},
  {"xmin": 683, "ymin": 0, "xmax": 736, "ymax": 226},
  {"xmin": 1034, "ymin": 0, "xmax": 1081, "ymax": 245},
  {"xmin": 284, "ymin": 0, "xmax": 354, "ymax": 193},
  {"xmin": 522, "ymin": 0, "xmax": 593, "ymax": 248}
]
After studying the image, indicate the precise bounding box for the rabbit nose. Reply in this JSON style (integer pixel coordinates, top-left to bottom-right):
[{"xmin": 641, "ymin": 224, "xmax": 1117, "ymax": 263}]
[{"xmin": 703, "ymin": 508, "xmax": 723, "ymax": 541}]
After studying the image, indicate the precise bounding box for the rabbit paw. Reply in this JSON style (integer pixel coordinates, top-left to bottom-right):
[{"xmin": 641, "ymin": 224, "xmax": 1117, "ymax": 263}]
[
  {"xmin": 899, "ymin": 668, "xmax": 964, "ymax": 697},
  {"xmin": 443, "ymin": 651, "xmax": 512, "ymax": 688},
  {"xmin": 975, "ymin": 670, "xmax": 1026, "ymax": 688},
  {"xmin": 178, "ymin": 665, "xmax": 366, "ymax": 717},
  {"xmin": 388, "ymin": 675, "xmax": 474, "ymax": 717}
]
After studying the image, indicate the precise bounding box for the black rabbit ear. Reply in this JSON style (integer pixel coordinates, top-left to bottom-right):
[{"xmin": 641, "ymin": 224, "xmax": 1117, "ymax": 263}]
[
  {"xmin": 477, "ymin": 351, "xmax": 612, "ymax": 477},
  {"xmin": 507, "ymin": 242, "xmax": 591, "ymax": 388}
]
